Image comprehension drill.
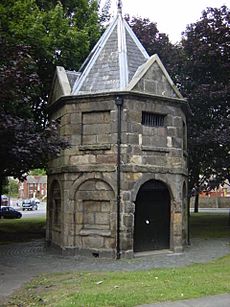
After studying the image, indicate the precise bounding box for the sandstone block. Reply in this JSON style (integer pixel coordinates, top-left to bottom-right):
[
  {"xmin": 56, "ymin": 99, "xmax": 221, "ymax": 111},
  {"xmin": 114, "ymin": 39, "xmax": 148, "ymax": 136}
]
[{"xmin": 82, "ymin": 236, "xmax": 104, "ymax": 249}]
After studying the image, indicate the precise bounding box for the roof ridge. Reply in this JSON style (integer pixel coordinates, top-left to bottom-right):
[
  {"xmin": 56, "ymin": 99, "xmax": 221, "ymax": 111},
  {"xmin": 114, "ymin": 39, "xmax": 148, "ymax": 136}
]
[
  {"xmin": 72, "ymin": 10, "xmax": 149, "ymax": 95},
  {"xmin": 72, "ymin": 15, "xmax": 119, "ymax": 93}
]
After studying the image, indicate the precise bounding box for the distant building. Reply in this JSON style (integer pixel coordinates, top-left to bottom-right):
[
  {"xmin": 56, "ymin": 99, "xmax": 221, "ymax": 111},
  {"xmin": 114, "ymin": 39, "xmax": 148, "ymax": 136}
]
[
  {"xmin": 200, "ymin": 181, "xmax": 230, "ymax": 198},
  {"xmin": 19, "ymin": 176, "xmax": 47, "ymax": 199}
]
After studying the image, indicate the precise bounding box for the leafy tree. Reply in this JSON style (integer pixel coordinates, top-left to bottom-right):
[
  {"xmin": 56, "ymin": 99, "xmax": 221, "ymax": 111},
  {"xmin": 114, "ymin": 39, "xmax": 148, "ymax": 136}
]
[
  {"xmin": 1, "ymin": 178, "xmax": 9, "ymax": 196},
  {"xmin": 126, "ymin": 16, "xmax": 173, "ymax": 57},
  {"xmin": 181, "ymin": 6, "xmax": 230, "ymax": 211},
  {"xmin": 3, "ymin": 178, "xmax": 19, "ymax": 197},
  {"xmin": 126, "ymin": 15, "xmax": 185, "ymax": 86},
  {"xmin": 0, "ymin": 41, "xmax": 68, "ymax": 207},
  {"xmin": 0, "ymin": 1, "xmax": 101, "ymax": 206},
  {"xmin": 0, "ymin": 0, "xmax": 101, "ymax": 123},
  {"xmin": 127, "ymin": 8, "xmax": 230, "ymax": 212},
  {"xmin": 29, "ymin": 169, "xmax": 47, "ymax": 176},
  {"xmin": 98, "ymin": 0, "xmax": 111, "ymax": 24}
]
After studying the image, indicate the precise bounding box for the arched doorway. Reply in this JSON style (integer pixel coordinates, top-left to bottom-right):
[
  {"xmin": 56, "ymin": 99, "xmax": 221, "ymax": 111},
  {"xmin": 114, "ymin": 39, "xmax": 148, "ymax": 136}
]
[{"xmin": 134, "ymin": 180, "xmax": 171, "ymax": 252}]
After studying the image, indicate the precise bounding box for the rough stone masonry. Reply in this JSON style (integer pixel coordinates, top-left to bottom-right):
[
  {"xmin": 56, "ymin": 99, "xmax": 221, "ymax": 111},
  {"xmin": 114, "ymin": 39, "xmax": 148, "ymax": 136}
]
[{"xmin": 47, "ymin": 4, "xmax": 190, "ymax": 258}]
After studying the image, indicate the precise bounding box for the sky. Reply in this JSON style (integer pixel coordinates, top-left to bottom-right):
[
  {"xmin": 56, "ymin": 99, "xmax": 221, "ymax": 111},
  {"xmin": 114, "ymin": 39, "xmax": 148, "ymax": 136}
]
[{"xmin": 103, "ymin": 0, "xmax": 229, "ymax": 43}]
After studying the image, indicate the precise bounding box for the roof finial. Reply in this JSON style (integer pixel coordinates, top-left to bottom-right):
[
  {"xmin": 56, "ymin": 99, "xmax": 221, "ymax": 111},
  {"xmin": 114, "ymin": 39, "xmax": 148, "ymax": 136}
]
[{"xmin": 117, "ymin": 0, "xmax": 122, "ymax": 14}]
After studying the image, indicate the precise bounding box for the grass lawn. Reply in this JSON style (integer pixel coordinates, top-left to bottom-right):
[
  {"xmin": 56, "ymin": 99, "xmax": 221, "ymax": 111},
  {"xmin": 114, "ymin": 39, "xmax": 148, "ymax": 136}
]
[
  {"xmin": 190, "ymin": 212, "xmax": 230, "ymax": 239},
  {"xmin": 2, "ymin": 213, "xmax": 230, "ymax": 307},
  {"xmin": 0, "ymin": 217, "xmax": 46, "ymax": 244},
  {"xmin": 5, "ymin": 254, "xmax": 230, "ymax": 306}
]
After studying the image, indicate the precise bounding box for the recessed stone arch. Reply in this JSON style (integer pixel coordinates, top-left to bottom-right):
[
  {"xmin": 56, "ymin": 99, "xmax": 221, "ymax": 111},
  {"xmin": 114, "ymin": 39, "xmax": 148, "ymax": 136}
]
[
  {"xmin": 71, "ymin": 177, "xmax": 116, "ymax": 253},
  {"xmin": 69, "ymin": 173, "xmax": 115, "ymax": 201}
]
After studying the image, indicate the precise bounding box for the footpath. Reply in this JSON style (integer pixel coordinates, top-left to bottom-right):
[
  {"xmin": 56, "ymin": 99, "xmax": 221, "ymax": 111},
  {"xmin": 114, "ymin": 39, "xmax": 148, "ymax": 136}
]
[
  {"xmin": 137, "ymin": 294, "xmax": 230, "ymax": 306},
  {"xmin": 0, "ymin": 237, "xmax": 229, "ymax": 306}
]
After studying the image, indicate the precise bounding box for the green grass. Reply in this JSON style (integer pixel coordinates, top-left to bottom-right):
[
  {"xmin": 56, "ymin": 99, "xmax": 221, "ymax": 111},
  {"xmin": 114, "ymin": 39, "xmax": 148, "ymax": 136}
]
[
  {"xmin": 190, "ymin": 213, "xmax": 230, "ymax": 239},
  {"xmin": 2, "ymin": 213, "xmax": 230, "ymax": 306},
  {"xmin": 5, "ymin": 254, "xmax": 230, "ymax": 307},
  {"xmin": 0, "ymin": 217, "xmax": 46, "ymax": 244}
]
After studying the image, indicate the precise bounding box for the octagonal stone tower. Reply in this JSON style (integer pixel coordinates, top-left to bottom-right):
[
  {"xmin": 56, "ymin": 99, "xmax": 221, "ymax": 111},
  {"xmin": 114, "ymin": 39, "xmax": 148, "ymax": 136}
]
[{"xmin": 47, "ymin": 4, "xmax": 189, "ymax": 258}]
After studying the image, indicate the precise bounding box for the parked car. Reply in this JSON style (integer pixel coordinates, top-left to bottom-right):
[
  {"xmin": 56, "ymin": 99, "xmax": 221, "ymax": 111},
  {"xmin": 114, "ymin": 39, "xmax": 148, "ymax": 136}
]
[
  {"xmin": 1, "ymin": 195, "xmax": 8, "ymax": 206},
  {"xmin": 0, "ymin": 206, "xmax": 22, "ymax": 219},
  {"xmin": 32, "ymin": 198, "xmax": 40, "ymax": 205},
  {"xmin": 22, "ymin": 199, "xmax": 38, "ymax": 211}
]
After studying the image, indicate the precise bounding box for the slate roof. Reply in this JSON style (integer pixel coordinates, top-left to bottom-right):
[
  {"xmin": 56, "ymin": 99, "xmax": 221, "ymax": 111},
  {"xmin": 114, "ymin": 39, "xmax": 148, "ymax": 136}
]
[
  {"xmin": 72, "ymin": 8, "xmax": 149, "ymax": 94},
  {"xmin": 49, "ymin": 3, "xmax": 185, "ymax": 103}
]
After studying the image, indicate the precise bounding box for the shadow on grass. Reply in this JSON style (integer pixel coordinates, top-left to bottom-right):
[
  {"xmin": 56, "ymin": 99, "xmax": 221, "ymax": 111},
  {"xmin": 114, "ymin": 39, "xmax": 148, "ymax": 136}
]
[
  {"xmin": 1, "ymin": 214, "xmax": 230, "ymax": 306},
  {"xmin": 0, "ymin": 217, "xmax": 46, "ymax": 244},
  {"xmin": 190, "ymin": 212, "xmax": 230, "ymax": 239},
  {"xmin": 0, "ymin": 213, "xmax": 229, "ymax": 244}
]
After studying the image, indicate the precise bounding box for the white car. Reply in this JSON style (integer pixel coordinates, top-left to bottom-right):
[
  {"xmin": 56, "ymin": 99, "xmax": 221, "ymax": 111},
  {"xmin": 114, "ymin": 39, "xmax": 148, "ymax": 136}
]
[
  {"xmin": 22, "ymin": 199, "xmax": 38, "ymax": 211},
  {"xmin": 31, "ymin": 198, "xmax": 40, "ymax": 205}
]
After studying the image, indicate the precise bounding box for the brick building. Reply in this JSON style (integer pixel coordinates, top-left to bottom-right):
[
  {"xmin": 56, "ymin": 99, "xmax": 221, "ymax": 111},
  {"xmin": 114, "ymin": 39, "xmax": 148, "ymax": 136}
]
[
  {"xmin": 48, "ymin": 3, "xmax": 189, "ymax": 258},
  {"xmin": 19, "ymin": 176, "xmax": 47, "ymax": 199}
]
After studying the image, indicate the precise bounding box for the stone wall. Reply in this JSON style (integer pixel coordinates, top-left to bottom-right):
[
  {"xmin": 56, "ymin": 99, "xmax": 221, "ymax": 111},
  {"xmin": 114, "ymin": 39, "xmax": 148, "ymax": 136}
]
[
  {"xmin": 47, "ymin": 92, "xmax": 188, "ymax": 257},
  {"xmin": 190, "ymin": 196, "xmax": 230, "ymax": 208}
]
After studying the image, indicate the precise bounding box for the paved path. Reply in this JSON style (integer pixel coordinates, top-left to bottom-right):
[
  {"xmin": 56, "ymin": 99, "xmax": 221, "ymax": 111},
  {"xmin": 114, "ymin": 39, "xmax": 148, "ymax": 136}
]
[
  {"xmin": 0, "ymin": 238, "xmax": 229, "ymax": 305},
  {"xmin": 137, "ymin": 294, "xmax": 230, "ymax": 307}
]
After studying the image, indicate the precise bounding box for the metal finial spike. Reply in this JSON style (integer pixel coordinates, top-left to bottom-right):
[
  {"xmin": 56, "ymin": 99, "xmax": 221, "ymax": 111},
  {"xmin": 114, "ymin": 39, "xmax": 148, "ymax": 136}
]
[{"xmin": 117, "ymin": 0, "xmax": 122, "ymax": 14}]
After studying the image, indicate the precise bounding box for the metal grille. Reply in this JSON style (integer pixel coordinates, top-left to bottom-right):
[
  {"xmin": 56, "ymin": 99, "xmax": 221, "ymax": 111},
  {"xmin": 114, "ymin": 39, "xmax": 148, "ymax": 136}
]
[{"xmin": 142, "ymin": 112, "xmax": 165, "ymax": 127}]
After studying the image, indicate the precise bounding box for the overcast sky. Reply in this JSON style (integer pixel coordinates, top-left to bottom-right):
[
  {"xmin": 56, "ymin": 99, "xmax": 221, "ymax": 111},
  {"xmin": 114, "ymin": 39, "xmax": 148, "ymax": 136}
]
[{"xmin": 104, "ymin": 0, "xmax": 229, "ymax": 43}]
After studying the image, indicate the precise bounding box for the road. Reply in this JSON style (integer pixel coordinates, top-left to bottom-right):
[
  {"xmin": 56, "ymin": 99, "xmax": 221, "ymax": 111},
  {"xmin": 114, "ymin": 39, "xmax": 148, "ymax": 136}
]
[
  {"xmin": 10, "ymin": 198, "xmax": 230, "ymax": 218},
  {"xmin": 12, "ymin": 202, "xmax": 46, "ymax": 218},
  {"xmin": 190, "ymin": 208, "xmax": 230, "ymax": 213}
]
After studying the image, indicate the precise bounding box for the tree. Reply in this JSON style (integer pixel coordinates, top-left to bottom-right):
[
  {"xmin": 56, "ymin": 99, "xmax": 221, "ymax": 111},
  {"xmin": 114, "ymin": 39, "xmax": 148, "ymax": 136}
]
[
  {"xmin": 0, "ymin": 41, "xmax": 68, "ymax": 207},
  {"xmin": 98, "ymin": 0, "xmax": 111, "ymax": 25},
  {"xmin": 126, "ymin": 16, "xmax": 185, "ymax": 86},
  {"xmin": 29, "ymin": 169, "xmax": 47, "ymax": 176},
  {"xmin": 3, "ymin": 178, "xmax": 19, "ymax": 197},
  {"xmin": 181, "ymin": 6, "xmax": 230, "ymax": 211},
  {"xmin": 0, "ymin": 1, "xmax": 101, "ymax": 207},
  {"xmin": 127, "ymin": 8, "xmax": 230, "ymax": 211},
  {"xmin": 0, "ymin": 0, "xmax": 101, "ymax": 124}
]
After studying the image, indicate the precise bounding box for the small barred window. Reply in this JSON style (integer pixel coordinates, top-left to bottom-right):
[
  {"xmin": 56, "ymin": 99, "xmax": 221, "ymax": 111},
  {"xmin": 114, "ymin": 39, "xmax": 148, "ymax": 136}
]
[{"xmin": 142, "ymin": 112, "xmax": 165, "ymax": 127}]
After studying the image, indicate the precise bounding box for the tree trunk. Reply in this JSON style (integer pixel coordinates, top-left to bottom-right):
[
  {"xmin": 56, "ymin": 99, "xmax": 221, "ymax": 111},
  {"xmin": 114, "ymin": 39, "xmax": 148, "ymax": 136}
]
[
  {"xmin": 194, "ymin": 193, "xmax": 199, "ymax": 213},
  {"xmin": 187, "ymin": 196, "xmax": 191, "ymax": 245},
  {"xmin": 0, "ymin": 177, "xmax": 2, "ymax": 208}
]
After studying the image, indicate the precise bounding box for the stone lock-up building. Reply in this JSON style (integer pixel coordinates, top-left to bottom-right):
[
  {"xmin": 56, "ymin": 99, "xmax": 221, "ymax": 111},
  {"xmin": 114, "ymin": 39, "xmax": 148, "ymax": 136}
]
[{"xmin": 48, "ymin": 3, "xmax": 190, "ymax": 258}]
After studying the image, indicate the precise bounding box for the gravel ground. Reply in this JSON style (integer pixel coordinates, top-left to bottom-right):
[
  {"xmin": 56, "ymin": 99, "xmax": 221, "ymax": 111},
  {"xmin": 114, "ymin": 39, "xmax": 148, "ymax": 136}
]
[{"xmin": 0, "ymin": 237, "xmax": 229, "ymax": 303}]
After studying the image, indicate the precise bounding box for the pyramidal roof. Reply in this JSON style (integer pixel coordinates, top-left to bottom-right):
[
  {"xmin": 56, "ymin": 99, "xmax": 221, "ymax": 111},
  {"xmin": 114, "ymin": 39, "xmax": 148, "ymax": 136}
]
[
  {"xmin": 72, "ymin": 3, "xmax": 149, "ymax": 95},
  {"xmin": 49, "ymin": 1, "xmax": 185, "ymax": 103}
]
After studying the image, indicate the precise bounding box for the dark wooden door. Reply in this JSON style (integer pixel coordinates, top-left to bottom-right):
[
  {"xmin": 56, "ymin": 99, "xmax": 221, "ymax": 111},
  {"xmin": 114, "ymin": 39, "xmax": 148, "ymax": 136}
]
[{"xmin": 134, "ymin": 180, "xmax": 170, "ymax": 252}]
